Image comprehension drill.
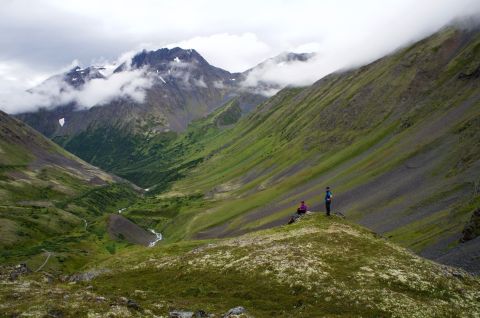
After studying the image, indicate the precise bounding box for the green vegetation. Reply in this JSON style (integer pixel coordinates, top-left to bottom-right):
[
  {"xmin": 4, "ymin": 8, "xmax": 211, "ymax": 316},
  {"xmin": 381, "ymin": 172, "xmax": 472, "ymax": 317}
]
[
  {"xmin": 0, "ymin": 111, "xmax": 141, "ymax": 272},
  {"xmin": 121, "ymin": 193, "xmax": 204, "ymax": 235},
  {"xmin": 2, "ymin": 26, "xmax": 480, "ymax": 317},
  {"xmin": 0, "ymin": 183, "xmax": 139, "ymax": 272},
  {"xmin": 1, "ymin": 215, "xmax": 479, "ymax": 317},
  {"xmin": 56, "ymin": 126, "xmax": 178, "ymax": 179},
  {"xmin": 45, "ymin": 28, "xmax": 480, "ymax": 262},
  {"xmin": 51, "ymin": 99, "xmax": 243, "ymax": 192},
  {"xmin": 142, "ymin": 27, "xmax": 480, "ymax": 260}
]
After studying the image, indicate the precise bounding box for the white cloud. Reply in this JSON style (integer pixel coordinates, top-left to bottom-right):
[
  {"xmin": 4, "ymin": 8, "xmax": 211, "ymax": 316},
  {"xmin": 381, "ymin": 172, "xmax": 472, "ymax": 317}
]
[
  {"xmin": 167, "ymin": 33, "xmax": 273, "ymax": 72},
  {"xmin": 212, "ymin": 80, "xmax": 225, "ymax": 89},
  {"xmin": 0, "ymin": 0, "xmax": 479, "ymax": 112},
  {"xmin": 74, "ymin": 69, "xmax": 154, "ymax": 107},
  {"xmin": 241, "ymin": 57, "xmax": 320, "ymax": 95},
  {"xmin": 0, "ymin": 67, "xmax": 154, "ymax": 114},
  {"xmin": 291, "ymin": 43, "xmax": 321, "ymax": 54},
  {"xmin": 241, "ymin": 2, "xmax": 480, "ymax": 92},
  {"xmin": 193, "ymin": 76, "xmax": 208, "ymax": 88}
]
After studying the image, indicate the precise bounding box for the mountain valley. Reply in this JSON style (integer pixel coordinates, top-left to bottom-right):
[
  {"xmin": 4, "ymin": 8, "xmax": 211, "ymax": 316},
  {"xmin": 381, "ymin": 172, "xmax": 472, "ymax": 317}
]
[{"xmin": 1, "ymin": 22, "xmax": 480, "ymax": 318}]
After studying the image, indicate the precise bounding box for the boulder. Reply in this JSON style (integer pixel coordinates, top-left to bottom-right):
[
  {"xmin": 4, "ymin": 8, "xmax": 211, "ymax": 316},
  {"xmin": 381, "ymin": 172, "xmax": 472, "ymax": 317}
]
[
  {"xmin": 169, "ymin": 311, "xmax": 194, "ymax": 318},
  {"xmin": 195, "ymin": 310, "xmax": 210, "ymax": 318},
  {"xmin": 127, "ymin": 299, "xmax": 141, "ymax": 310},
  {"xmin": 46, "ymin": 309, "xmax": 64, "ymax": 318},
  {"xmin": 461, "ymin": 208, "xmax": 480, "ymax": 242},
  {"xmin": 68, "ymin": 269, "xmax": 109, "ymax": 282},
  {"xmin": 169, "ymin": 309, "xmax": 212, "ymax": 318},
  {"xmin": 9, "ymin": 263, "xmax": 30, "ymax": 281},
  {"xmin": 223, "ymin": 306, "xmax": 246, "ymax": 317},
  {"xmin": 43, "ymin": 273, "xmax": 54, "ymax": 284}
]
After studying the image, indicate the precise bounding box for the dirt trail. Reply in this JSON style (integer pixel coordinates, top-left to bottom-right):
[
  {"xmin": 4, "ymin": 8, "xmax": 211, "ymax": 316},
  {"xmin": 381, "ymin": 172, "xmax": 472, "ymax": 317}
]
[{"xmin": 35, "ymin": 249, "xmax": 52, "ymax": 272}]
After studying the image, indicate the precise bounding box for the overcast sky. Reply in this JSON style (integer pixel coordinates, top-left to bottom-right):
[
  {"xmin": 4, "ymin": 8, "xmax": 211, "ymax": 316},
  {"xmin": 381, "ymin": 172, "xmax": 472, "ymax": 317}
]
[{"xmin": 1, "ymin": 0, "xmax": 479, "ymax": 113}]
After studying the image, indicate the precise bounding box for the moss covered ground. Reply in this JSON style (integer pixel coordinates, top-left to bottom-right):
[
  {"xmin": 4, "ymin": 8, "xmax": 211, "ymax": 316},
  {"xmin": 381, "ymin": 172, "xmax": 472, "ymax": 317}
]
[{"xmin": 1, "ymin": 214, "xmax": 479, "ymax": 317}]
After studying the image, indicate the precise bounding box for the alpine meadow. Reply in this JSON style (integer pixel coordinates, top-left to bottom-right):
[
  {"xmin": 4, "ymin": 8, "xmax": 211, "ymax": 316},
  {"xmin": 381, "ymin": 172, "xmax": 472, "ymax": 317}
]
[{"xmin": 1, "ymin": 1, "xmax": 480, "ymax": 317}]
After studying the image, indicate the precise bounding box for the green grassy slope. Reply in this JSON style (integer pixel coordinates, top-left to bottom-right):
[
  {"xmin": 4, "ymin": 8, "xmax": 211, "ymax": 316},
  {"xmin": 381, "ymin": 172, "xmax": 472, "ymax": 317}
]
[
  {"xmin": 1, "ymin": 214, "xmax": 479, "ymax": 317},
  {"xmin": 122, "ymin": 27, "xmax": 480, "ymax": 271},
  {"xmin": 0, "ymin": 111, "xmax": 140, "ymax": 271},
  {"xmin": 101, "ymin": 98, "xmax": 244, "ymax": 190},
  {"xmin": 50, "ymin": 99, "xmax": 242, "ymax": 190}
]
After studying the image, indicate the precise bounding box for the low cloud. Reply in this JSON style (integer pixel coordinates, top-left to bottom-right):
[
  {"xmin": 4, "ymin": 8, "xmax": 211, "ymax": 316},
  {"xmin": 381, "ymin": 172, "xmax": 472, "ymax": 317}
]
[
  {"xmin": 0, "ymin": 67, "xmax": 154, "ymax": 114},
  {"xmin": 193, "ymin": 76, "xmax": 208, "ymax": 88},
  {"xmin": 242, "ymin": 13, "xmax": 480, "ymax": 95},
  {"xmin": 75, "ymin": 69, "xmax": 155, "ymax": 107},
  {"xmin": 167, "ymin": 33, "xmax": 273, "ymax": 72},
  {"xmin": 212, "ymin": 80, "xmax": 224, "ymax": 89},
  {"xmin": 1, "ymin": 0, "xmax": 480, "ymax": 112},
  {"xmin": 241, "ymin": 55, "xmax": 320, "ymax": 95}
]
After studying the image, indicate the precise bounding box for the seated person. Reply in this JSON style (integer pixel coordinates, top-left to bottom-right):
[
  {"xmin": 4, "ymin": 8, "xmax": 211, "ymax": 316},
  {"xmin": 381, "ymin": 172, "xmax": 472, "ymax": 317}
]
[{"xmin": 297, "ymin": 201, "xmax": 308, "ymax": 215}]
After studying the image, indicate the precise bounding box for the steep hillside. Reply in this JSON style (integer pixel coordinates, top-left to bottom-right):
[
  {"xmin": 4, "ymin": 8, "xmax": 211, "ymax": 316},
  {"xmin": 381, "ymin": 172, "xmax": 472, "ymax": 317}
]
[
  {"xmin": 127, "ymin": 27, "xmax": 480, "ymax": 273},
  {"xmin": 105, "ymin": 97, "xmax": 244, "ymax": 189},
  {"xmin": 0, "ymin": 110, "xmax": 141, "ymax": 271},
  {"xmin": 1, "ymin": 214, "xmax": 479, "ymax": 317}
]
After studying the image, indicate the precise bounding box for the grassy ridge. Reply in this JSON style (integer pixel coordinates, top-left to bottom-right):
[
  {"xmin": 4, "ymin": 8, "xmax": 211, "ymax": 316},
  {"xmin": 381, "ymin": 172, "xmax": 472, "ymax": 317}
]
[{"xmin": 2, "ymin": 214, "xmax": 479, "ymax": 317}]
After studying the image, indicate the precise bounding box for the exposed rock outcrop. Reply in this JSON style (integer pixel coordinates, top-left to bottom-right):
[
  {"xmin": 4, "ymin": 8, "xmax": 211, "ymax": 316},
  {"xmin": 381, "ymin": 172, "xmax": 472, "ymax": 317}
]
[{"xmin": 461, "ymin": 208, "xmax": 480, "ymax": 242}]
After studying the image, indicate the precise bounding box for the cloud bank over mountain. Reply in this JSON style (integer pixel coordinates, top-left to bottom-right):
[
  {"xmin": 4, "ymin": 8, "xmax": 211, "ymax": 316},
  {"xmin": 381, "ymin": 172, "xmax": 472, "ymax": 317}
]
[
  {"xmin": 1, "ymin": 0, "xmax": 479, "ymax": 112},
  {"xmin": 1, "ymin": 67, "xmax": 155, "ymax": 114}
]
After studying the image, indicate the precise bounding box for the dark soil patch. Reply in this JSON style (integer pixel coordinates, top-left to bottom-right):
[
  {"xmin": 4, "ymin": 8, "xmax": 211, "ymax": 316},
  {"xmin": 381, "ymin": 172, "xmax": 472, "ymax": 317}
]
[{"xmin": 107, "ymin": 214, "xmax": 156, "ymax": 246}]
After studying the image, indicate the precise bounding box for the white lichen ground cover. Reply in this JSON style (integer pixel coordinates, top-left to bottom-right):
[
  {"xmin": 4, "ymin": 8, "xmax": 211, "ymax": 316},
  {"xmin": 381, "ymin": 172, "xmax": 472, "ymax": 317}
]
[{"xmin": 1, "ymin": 214, "xmax": 479, "ymax": 317}]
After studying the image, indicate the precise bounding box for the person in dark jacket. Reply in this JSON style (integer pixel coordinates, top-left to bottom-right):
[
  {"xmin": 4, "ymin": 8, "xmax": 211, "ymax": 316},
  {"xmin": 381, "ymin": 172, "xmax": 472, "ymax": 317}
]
[{"xmin": 325, "ymin": 187, "xmax": 333, "ymax": 216}]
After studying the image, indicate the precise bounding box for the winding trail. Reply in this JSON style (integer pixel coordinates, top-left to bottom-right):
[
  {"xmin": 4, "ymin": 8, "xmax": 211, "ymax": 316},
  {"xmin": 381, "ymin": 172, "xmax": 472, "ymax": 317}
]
[{"xmin": 35, "ymin": 249, "xmax": 52, "ymax": 272}]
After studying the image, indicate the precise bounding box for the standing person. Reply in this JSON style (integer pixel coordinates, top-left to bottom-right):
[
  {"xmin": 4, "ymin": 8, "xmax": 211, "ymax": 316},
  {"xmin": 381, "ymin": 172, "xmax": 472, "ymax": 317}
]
[{"xmin": 325, "ymin": 187, "xmax": 333, "ymax": 216}]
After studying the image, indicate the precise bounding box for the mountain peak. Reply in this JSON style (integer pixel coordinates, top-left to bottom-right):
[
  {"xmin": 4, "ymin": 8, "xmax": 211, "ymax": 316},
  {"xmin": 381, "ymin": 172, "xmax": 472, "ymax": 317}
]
[
  {"xmin": 273, "ymin": 52, "xmax": 315, "ymax": 63},
  {"xmin": 130, "ymin": 47, "xmax": 209, "ymax": 70},
  {"xmin": 64, "ymin": 66, "xmax": 106, "ymax": 87},
  {"xmin": 252, "ymin": 51, "xmax": 314, "ymax": 70}
]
